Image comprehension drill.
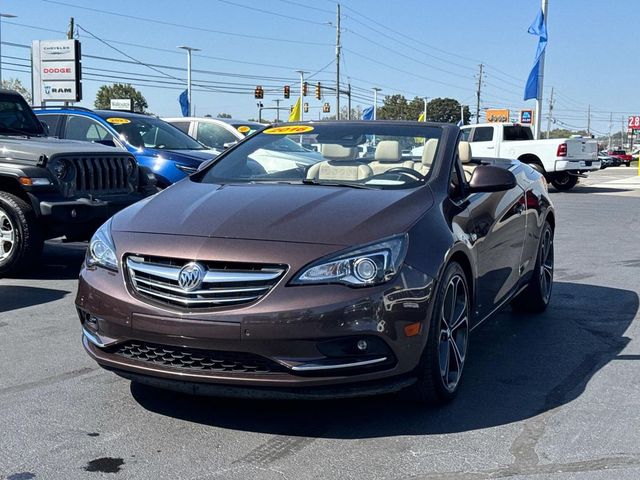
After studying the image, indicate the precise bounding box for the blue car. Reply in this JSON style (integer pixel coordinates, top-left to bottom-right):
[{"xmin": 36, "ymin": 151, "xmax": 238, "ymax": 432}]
[{"xmin": 34, "ymin": 107, "xmax": 219, "ymax": 188}]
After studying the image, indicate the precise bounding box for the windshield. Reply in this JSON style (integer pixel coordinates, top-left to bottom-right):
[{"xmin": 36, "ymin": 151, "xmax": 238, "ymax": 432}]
[
  {"xmin": 0, "ymin": 93, "xmax": 44, "ymax": 136},
  {"xmin": 100, "ymin": 114, "xmax": 206, "ymax": 150},
  {"xmin": 198, "ymin": 123, "xmax": 442, "ymax": 190}
]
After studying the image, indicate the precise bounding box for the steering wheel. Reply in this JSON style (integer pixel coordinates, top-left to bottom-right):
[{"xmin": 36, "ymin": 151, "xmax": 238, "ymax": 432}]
[{"xmin": 380, "ymin": 167, "xmax": 425, "ymax": 181}]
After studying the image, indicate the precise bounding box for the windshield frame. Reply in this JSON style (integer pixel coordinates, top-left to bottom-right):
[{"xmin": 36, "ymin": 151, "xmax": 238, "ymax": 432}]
[{"xmin": 193, "ymin": 121, "xmax": 443, "ymax": 191}]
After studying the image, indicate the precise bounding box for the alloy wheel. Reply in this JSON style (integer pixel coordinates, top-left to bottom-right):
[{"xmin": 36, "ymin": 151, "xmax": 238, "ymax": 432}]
[
  {"xmin": 0, "ymin": 208, "xmax": 16, "ymax": 262},
  {"xmin": 539, "ymin": 227, "xmax": 554, "ymax": 302},
  {"xmin": 438, "ymin": 274, "xmax": 469, "ymax": 393}
]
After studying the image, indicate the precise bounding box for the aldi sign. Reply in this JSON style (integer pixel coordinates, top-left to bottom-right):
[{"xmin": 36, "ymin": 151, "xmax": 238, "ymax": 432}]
[
  {"xmin": 520, "ymin": 109, "xmax": 534, "ymax": 125},
  {"xmin": 32, "ymin": 39, "xmax": 82, "ymax": 104}
]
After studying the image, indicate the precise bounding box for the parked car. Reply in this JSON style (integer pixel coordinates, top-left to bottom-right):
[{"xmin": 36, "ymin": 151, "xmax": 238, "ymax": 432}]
[
  {"xmin": 598, "ymin": 151, "xmax": 620, "ymax": 169},
  {"xmin": 0, "ymin": 90, "xmax": 156, "ymax": 276},
  {"xmin": 456, "ymin": 123, "xmax": 599, "ymax": 190},
  {"xmin": 607, "ymin": 149, "xmax": 632, "ymax": 167},
  {"xmin": 77, "ymin": 121, "xmax": 554, "ymax": 405},
  {"xmin": 164, "ymin": 116, "xmax": 322, "ymax": 173},
  {"xmin": 35, "ymin": 108, "xmax": 218, "ymax": 187}
]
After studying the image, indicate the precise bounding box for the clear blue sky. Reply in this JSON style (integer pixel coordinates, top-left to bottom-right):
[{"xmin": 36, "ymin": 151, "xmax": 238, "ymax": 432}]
[{"xmin": 2, "ymin": 0, "xmax": 637, "ymax": 135}]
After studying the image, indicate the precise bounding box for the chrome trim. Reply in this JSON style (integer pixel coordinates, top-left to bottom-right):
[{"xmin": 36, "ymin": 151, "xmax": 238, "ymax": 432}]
[
  {"xmin": 133, "ymin": 276, "xmax": 270, "ymax": 295},
  {"xmin": 135, "ymin": 286, "xmax": 259, "ymax": 305},
  {"xmin": 82, "ymin": 327, "xmax": 120, "ymax": 348},
  {"xmin": 290, "ymin": 356, "xmax": 388, "ymax": 371},
  {"xmin": 126, "ymin": 257, "xmax": 283, "ymax": 283}
]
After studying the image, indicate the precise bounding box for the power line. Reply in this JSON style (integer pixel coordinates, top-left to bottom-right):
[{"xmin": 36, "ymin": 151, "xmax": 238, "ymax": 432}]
[
  {"xmin": 41, "ymin": 0, "xmax": 333, "ymax": 46},
  {"xmin": 215, "ymin": 0, "xmax": 332, "ymax": 26}
]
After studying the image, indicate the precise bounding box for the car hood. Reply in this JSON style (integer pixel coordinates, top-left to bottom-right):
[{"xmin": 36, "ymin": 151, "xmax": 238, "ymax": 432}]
[
  {"xmin": 0, "ymin": 136, "xmax": 125, "ymax": 163},
  {"xmin": 136, "ymin": 147, "xmax": 219, "ymax": 166},
  {"xmin": 112, "ymin": 180, "xmax": 433, "ymax": 246}
]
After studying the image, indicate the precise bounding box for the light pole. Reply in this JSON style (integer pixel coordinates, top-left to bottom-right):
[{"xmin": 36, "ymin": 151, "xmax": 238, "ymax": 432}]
[
  {"xmin": 178, "ymin": 45, "xmax": 200, "ymax": 116},
  {"xmin": 296, "ymin": 70, "xmax": 307, "ymax": 121},
  {"xmin": 0, "ymin": 13, "xmax": 17, "ymax": 84},
  {"xmin": 372, "ymin": 87, "xmax": 381, "ymax": 121}
]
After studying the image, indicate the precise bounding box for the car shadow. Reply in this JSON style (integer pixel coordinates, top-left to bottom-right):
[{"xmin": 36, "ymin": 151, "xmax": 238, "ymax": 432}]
[
  {"xmin": 553, "ymin": 186, "xmax": 634, "ymax": 194},
  {"xmin": 130, "ymin": 281, "xmax": 637, "ymax": 438},
  {"xmin": 9, "ymin": 239, "xmax": 87, "ymax": 281},
  {"xmin": 0, "ymin": 285, "xmax": 71, "ymax": 313}
]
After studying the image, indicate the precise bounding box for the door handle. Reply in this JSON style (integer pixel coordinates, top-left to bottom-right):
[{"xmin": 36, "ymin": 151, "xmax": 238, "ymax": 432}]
[{"xmin": 487, "ymin": 146, "xmax": 495, "ymax": 149}]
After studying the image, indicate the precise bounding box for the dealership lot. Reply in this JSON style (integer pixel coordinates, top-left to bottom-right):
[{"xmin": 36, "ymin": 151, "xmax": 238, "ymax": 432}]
[{"xmin": 1, "ymin": 167, "xmax": 639, "ymax": 480}]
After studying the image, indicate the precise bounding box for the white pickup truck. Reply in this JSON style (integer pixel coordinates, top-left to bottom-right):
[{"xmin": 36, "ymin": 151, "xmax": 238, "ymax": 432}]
[{"xmin": 459, "ymin": 123, "xmax": 599, "ymax": 190}]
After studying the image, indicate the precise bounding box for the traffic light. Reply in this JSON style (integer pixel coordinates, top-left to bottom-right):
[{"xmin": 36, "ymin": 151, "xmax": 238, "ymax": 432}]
[
  {"xmin": 322, "ymin": 102, "xmax": 330, "ymax": 113},
  {"xmin": 302, "ymin": 82, "xmax": 308, "ymax": 96},
  {"xmin": 315, "ymin": 82, "xmax": 321, "ymax": 100},
  {"xmin": 254, "ymin": 86, "xmax": 264, "ymax": 99},
  {"xmin": 284, "ymin": 85, "xmax": 290, "ymax": 99},
  {"xmin": 303, "ymin": 102, "xmax": 309, "ymax": 113}
]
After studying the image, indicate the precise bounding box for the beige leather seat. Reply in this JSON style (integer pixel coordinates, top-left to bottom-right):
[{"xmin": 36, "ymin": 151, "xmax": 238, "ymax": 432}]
[
  {"xmin": 408, "ymin": 138, "xmax": 438, "ymax": 176},
  {"xmin": 369, "ymin": 140, "xmax": 408, "ymax": 174},
  {"xmin": 306, "ymin": 144, "xmax": 373, "ymax": 181},
  {"xmin": 459, "ymin": 141, "xmax": 476, "ymax": 180}
]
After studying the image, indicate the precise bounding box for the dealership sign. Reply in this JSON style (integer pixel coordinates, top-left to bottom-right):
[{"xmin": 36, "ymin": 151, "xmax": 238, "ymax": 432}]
[
  {"xmin": 110, "ymin": 98, "xmax": 133, "ymax": 111},
  {"xmin": 32, "ymin": 39, "xmax": 82, "ymax": 104},
  {"xmin": 485, "ymin": 109, "xmax": 510, "ymax": 123}
]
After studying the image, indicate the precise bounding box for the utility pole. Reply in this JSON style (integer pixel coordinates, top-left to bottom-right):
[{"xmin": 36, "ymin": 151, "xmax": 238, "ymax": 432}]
[
  {"xmin": 608, "ymin": 112, "xmax": 612, "ymax": 150},
  {"xmin": 546, "ymin": 86, "xmax": 554, "ymax": 139},
  {"xmin": 587, "ymin": 104, "xmax": 591, "ymax": 137},
  {"xmin": 534, "ymin": 0, "xmax": 549, "ymax": 139},
  {"xmin": 335, "ymin": 3, "xmax": 341, "ymax": 120},
  {"xmin": 423, "ymin": 97, "xmax": 428, "ymax": 121},
  {"xmin": 475, "ymin": 63, "xmax": 483, "ymax": 124},
  {"xmin": 178, "ymin": 46, "xmax": 201, "ymax": 116},
  {"xmin": 296, "ymin": 70, "xmax": 306, "ymax": 121},
  {"xmin": 274, "ymin": 99, "xmax": 281, "ymax": 123},
  {"xmin": 372, "ymin": 88, "xmax": 381, "ymax": 121},
  {"xmin": 347, "ymin": 83, "xmax": 351, "ymax": 119},
  {"xmin": 460, "ymin": 104, "xmax": 465, "ymax": 125},
  {"xmin": 67, "ymin": 16, "xmax": 74, "ymax": 39},
  {"xmin": 621, "ymin": 116, "xmax": 625, "ymax": 148}
]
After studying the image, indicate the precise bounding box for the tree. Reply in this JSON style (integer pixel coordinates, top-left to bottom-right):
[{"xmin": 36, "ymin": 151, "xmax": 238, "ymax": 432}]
[
  {"xmin": 425, "ymin": 97, "xmax": 471, "ymax": 124},
  {"xmin": 546, "ymin": 128, "xmax": 589, "ymax": 139},
  {"xmin": 94, "ymin": 83, "xmax": 148, "ymax": 112},
  {"xmin": 1, "ymin": 78, "xmax": 31, "ymax": 103},
  {"xmin": 217, "ymin": 112, "xmax": 232, "ymax": 118}
]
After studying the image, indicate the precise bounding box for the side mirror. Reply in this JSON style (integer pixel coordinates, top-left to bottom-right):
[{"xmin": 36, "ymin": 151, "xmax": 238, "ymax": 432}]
[
  {"xmin": 223, "ymin": 141, "xmax": 238, "ymax": 149},
  {"xmin": 40, "ymin": 121, "xmax": 50, "ymax": 136},
  {"xmin": 467, "ymin": 165, "xmax": 517, "ymax": 193}
]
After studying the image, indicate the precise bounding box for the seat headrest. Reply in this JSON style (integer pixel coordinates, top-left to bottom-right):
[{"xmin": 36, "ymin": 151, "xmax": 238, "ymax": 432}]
[
  {"xmin": 320, "ymin": 143, "xmax": 358, "ymax": 161},
  {"xmin": 421, "ymin": 138, "xmax": 438, "ymax": 166},
  {"xmin": 374, "ymin": 140, "xmax": 402, "ymax": 163},
  {"xmin": 458, "ymin": 141, "xmax": 472, "ymax": 164}
]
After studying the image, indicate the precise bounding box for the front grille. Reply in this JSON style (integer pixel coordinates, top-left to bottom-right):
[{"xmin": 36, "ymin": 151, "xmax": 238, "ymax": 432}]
[
  {"xmin": 126, "ymin": 255, "xmax": 286, "ymax": 310},
  {"xmin": 49, "ymin": 154, "xmax": 136, "ymax": 197},
  {"xmin": 111, "ymin": 341, "xmax": 287, "ymax": 374}
]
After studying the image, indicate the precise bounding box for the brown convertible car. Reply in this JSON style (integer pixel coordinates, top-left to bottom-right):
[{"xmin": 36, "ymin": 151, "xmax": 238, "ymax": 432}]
[{"xmin": 77, "ymin": 121, "xmax": 554, "ymax": 404}]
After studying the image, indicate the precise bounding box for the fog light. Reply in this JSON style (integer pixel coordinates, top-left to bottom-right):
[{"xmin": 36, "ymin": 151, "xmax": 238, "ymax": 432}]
[
  {"xmin": 356, "ymin": 339, "xmax": 368, "ymax": 351},
  {"xmin": 85, "ymin": 313, "xmax": 98, "ymax": 329}
]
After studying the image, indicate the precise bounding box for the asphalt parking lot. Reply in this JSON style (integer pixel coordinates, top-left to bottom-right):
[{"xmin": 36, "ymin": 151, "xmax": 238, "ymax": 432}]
[{"xmin": 1, "ymin": 166, "xmax": 639, "ymax": 480}]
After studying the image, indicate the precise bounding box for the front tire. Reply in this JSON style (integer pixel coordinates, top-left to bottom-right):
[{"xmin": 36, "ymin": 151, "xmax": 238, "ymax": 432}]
[
  {"xmin": 551, "ymin": 173, "xmax": 578, "ymax": 191},
  {"xmin": 511, "ymin": 221, "xmax": 554, "ymax": 313},
  {"xmin": 405, "ymin": 262, "xmax": 470, "ymax": 405},
  {"xmin": 0, "ymin": 192, "xmax": 44, "ymax": 277}
]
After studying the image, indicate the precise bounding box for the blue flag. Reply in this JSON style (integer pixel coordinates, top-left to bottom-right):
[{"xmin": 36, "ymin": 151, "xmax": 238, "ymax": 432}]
[
  {"xmin": 524, "ymin": 8, "xmax": 548, "ymax": 101},
  {"xmin": 361, "ymin": 105, "xmax": 374, "ymax": 121},
  {"xmin": 179, "ymin": 89, "xmax": 189, "ymax": 117}
]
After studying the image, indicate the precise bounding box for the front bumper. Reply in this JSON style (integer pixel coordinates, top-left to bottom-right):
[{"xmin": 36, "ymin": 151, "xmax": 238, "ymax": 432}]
[
  {"xmin": 555, "ymin": 159, "xmax": 601, "ymax": 172},
  {"xmin": 76, "ymin": 235, "xmax": 435, "ymax": 394}
]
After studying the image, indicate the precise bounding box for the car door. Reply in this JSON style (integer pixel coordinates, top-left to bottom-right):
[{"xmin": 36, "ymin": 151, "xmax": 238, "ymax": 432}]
[
  {"xmin": 469, "ymin": 125, "xmax": 496, "ymax": 157},
  {"xmin": 61, "ymin": 115, "xmax": 119, "ymax": 148},
  {"xmin": 463, "ymin": 164, "xmax": 527, "ymax": 320},
  {"xmin": 37, "ymin": 114, "xmax": 63, "ymax": 137}
]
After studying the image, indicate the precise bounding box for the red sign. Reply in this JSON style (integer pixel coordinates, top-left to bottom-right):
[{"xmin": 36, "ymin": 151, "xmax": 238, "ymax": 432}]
[{"xmin": 628, "ymin": 116, "xmax": 640, "ymax": 129}]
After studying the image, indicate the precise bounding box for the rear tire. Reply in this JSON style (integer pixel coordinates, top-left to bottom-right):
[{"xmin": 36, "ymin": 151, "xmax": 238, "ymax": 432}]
[
  {"xmin": 551, "ymin": 173, "xmax": 578, "ymax": 191},
  {"xmin": 404, "ymin": 262, "xmax": 470, "ymax": 405},
  {"xmin": 511, "ymin": 221, "xmax": 554, "ymax": 313},
  {"xmin": 0, "ymin": 192, "xmax": 44, "ymax": 277}
]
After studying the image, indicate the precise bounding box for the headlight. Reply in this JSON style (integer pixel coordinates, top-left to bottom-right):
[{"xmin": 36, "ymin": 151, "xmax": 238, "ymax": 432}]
[
  {"xmin": 86, "ymin": 218, "xmax": 118, "ymax": 271},
  {"xmin": 291, "ymin": 235, "xmax": 408, "ymax": 287}
]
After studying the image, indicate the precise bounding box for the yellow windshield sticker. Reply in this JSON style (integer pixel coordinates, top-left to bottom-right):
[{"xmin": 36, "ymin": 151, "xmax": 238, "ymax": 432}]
[
  {"xmin": 106, "ymin": 117, "xmax": 131, "ymax": 125},
  {"xmin": 236, "ymin": 125, "xmax": 251, "ymax": 134},
  {"xmin": 263, "ymin": 125, "xmax": 314, "ymax": 135}
]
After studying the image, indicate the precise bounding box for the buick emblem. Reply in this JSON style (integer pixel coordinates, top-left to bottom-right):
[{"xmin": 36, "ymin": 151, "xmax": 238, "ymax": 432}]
[{"xmin": 178, "ymin": 262, "xmax": 206, "ymax": 291}]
